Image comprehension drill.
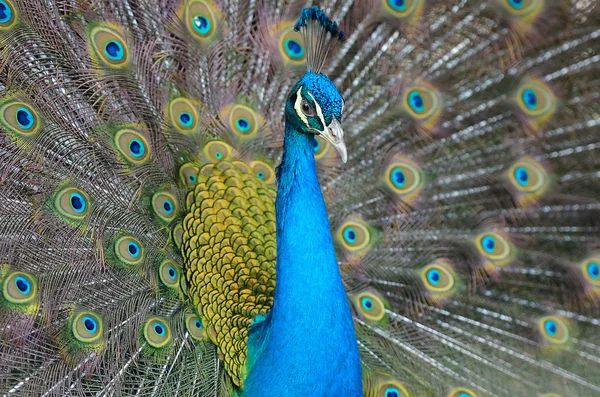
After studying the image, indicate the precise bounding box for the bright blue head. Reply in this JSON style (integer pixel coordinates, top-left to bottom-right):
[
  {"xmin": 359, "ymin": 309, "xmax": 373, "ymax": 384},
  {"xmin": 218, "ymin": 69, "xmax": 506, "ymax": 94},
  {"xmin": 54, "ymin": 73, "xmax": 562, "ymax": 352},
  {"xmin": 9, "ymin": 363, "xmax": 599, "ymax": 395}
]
[{"xmin": 285, "ymin": 71, "xmax": 347, "ymax": 161}]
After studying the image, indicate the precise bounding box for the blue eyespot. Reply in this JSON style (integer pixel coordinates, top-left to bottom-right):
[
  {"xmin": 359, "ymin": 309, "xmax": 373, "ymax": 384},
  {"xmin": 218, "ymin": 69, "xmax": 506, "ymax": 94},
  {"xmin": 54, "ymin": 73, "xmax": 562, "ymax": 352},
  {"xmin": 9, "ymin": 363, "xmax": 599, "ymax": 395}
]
[
  {"xmin": 70, "ymin": 192, "xmax": 86, "ymax": 213},
  {"xmin": 544, "ymin": 319, "xmax": 557, "ymax": 336},
  {"xmin": 361, "ymin": 297, "xmax": 374, "ymax": 311},
  {"xmin": 104, "ymin": 40, "xmax": 124, "ymax": 61},
  {"xmin": 16, "ymin": 107, "xmax": 34, "ymax": 129},
  {"xmin": 426, "ymin": 269, "xmax": 441, "ymax": 286},
  {"xmin": 522, "ymin": 89, "xmax": 537, "ymax": 110},
  {"xmin": 192, "ymin": 15, "xmax": 211, "ymax": 35},
  {"xmin": 215, "ymin": 151, "xmax": 222, "ymax": 160},
  {"xmin": 343, "ymin": 227, "xmax": 357, "ymax": 243},
  {"xmin": 408, "ymin": 90, "xmax": 425, "ymax": 113},
  {"xmin": 82, "ymin": 316, "xmax": 97, "ymax": 333},
  {"xmin": 514, "ymin": 166, "xmax": 529, "ymax": 187},
  {"xmin": 284, "ymin": 39, "xmax": 305, "ymax": 59},
  {"xmin": 458, "ymin": 394, "xmax": 471, "ymax": 397},
  {"xmin": 387, "ymin": 0, "xmax": 407, "ymax": 12},
  {"xmin": 236, "ymin": 118, "xmax": 250, "ymax": 132},
  {"xmin": 0, "ymin": 1, "xmax": 13, "ymax": 24},
  {"xmin": 194, "ymin": 319, "xmax": 202, "ymax": 329},
  {"xmin": 129, "ymin": 139, "xmax": 145, "ymax": 157},
  {"xmin": 312, "ymin": 137, "xmax": 320, "ymax": 153},
  {"xmin": 154, "ymin": 323, "xmax": 165, "ymax": 336},
  {"xmin": 154, "ymin": 322, "xmax": 165, "ymax": 336},
  {"xmin": 179, "ymin": 112, "xmax": 193, "ymax": 127},
  {"xmin": 14, "ymin": 276, "xmax": 31, "ymax": 294},
  {"xmin": 390, "ymin": 167, "xmax": 406, "ymax": 188},
  {"xmin": 167, "ymin": 266, "xmax": 177, "ymax": 279},
  {"xmin": 481, "ymin": 235, "xmax": 496, "ymax": 254},
  {"xmin": 384, "ymin": 387, "xmax": 400, "ymax": 397},
  {"xmin": 588, "ymin": 262, "xmax": 600, "ymax": 280},
  {"xmin": 163, "ymin": 200, "xmax": 173, "ymax": 214},
  {"xmin": 507, "ymin": 0, "xmax": 524, "ymax": 10},
  {"xmin": 128, "ymin": 242, "xmax": 140, "ymax": 257},
  {"xmin": 257, "ymin": 172, "xmax": 265, "ymax": 179},
  {"xmin": 188, "ymin": 174, "xmax": 197, "ymax": 184}
]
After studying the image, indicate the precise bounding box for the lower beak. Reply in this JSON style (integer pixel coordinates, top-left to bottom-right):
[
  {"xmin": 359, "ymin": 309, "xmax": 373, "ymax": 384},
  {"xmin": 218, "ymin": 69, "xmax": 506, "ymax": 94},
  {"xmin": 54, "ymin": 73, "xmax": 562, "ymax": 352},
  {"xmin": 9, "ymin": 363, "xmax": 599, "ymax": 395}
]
[{"xmin": 318, "ymin": 119, "xmax": 347, "ymax": 163}]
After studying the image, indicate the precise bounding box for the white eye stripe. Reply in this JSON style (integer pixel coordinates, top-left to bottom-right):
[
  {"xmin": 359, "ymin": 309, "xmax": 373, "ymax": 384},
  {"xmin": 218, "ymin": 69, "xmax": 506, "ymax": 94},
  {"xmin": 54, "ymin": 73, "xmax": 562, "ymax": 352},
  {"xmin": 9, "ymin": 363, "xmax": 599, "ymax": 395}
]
[
  {"xmin": 293, "ymin": 87, "xmax": 309, "ymax": 128},
  {"xmin": 306, "ymin": 91, "xmax": 327, "ymax": 130}
]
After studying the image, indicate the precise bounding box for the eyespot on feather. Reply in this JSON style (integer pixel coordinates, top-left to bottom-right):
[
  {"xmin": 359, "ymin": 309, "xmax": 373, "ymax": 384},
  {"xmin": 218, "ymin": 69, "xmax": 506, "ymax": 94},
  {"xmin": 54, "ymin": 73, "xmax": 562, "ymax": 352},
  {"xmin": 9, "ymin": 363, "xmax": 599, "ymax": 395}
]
[
  {"xmin": 115, "ymin": 236, "xmax": 144, "ymax": 265},
  {"xmin": 514, "ymin": 78, "xmax": 556, "ymax": 124},
  {"xmin": 152, "ymin": 192, "xmax": 178, "ymax": 222},
  {"xmin": 169, "ymin": 98, "xmax": 199, "ymax": 134},
  {"xmin": 0, "ymin": 0, "xmax": 17, "ymax": 29},
  {"xmin": 372, "ymin": 374, "xmax": 411, "ymax": 397},
  {"xmin": 500, "ymin": 0, "xmax": 544, "ymax": 18},
  {"xmin": 382, "ymin": 0, "xmax": 424, "ymax": 21},
  {"xmin": 2, "ymin": 271, "xmax": 37, "ymax": 305},
  {"xmin": 402, "ymin": 84, "xmax": 442, "ymax": 128},
  {"xmin": 202, "ymin": 141, "xmax": 233, "ymax": 163},
  {"xmin": 179, "ymin": 163, "xmax": 200, "ymax": 187},
  {"xmin": 475, "ymin": 232, "xmax": 514, "ymax": 266},
  {"xmin": 420, "ymin": 260, "xmax": 456, "ymax": 294},
  {"xmin": 221, "ymin": 104, "xmax": 264, "ymax": 140},
  {"xmin": 507, "ymin": 158, "xmax": 548, "ymax": 194},
  {"xmin": 352, "ymin": 291, "xmax": 387, "ymax": 322},
  {"xmin": 272, "ymin": 22, "xmax": 306, "ymax": 66},
  {"xmin": 185, "ymin": 313, "xmax": 205, "ymax": 340},
  {"xmin": 336, "ymin": 217, "xmax": 373, "ymax": 258},
  {"xmin": 249, "ymin": 161, "xmax": 276, "ymax": 184},
  {"xmin": 182, "ymin": 0, "xmax": 221, "ymax": 43},
  {"xmin": 0, "ymin": 101, "xmax": 42, "ymax": 136},
  {"xmin": 448, "ymin": 388, "xmax": 477, "ymax": 397},
  {"xmin": 143, "ymin": 317, "xmax": 172, "ymax": 348},
  {"xmin": 54, "ymin": 187, "xmax": 90, "ymax": 221},
  {"xmin": 115, "ymin": 128, "xmax": 150, "ymax": 164},
  {"xmin": 537, "ymin": 316, "xmax": 569, "ymax": 345},
  {"xmin": 89, "ymin": 25, "xmax": 130, "ymax": 67},
  {"xmin": 383, "ymin": 155, "xmax": 423, "ymax": 203},
  {"xmin": 159, "ymin": 260, "xmax": 181, "ymax": 289},
  {"xmin": 71, "ymin": 311, "xmax": 103, "ymax": 344},
  {"xmin": 580, "ymin": 257, "xmax": 600, "ymax": 287}
]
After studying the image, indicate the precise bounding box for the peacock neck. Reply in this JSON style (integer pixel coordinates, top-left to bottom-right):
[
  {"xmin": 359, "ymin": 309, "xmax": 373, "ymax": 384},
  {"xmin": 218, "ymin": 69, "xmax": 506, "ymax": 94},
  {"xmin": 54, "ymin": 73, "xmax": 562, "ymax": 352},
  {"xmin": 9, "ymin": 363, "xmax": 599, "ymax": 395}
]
[
  {"xmin": 243, "ymin": 122, "xmax": 363, "ymax": 396},
  {"xmin": 273, "ymin": 123, "xmax": 345, "ymax": 317}
]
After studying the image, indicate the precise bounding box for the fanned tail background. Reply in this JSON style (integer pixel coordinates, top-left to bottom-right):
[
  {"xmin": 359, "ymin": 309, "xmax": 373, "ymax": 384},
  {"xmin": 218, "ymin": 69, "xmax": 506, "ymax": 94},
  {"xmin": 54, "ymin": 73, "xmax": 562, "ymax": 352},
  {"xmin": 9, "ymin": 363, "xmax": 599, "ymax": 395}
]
[{"xmin": 0, "ymin": 0, "xmax": 599, "ymax": 396}]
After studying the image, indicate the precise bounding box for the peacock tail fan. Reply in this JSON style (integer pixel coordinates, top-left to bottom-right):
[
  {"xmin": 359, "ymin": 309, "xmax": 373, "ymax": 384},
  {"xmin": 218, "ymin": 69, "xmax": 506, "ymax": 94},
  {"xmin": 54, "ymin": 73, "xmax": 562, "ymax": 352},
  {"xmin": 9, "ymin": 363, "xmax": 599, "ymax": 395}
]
[{"xmin": 0, "ymin": 0, "xmax": 599, "ymax": 396}]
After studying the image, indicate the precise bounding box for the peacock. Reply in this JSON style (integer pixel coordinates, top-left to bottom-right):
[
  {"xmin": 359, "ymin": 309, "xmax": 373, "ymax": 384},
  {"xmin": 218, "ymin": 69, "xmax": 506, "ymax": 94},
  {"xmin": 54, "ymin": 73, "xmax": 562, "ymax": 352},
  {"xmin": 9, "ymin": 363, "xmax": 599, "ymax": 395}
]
[{"xmin": 0, "ymin": 0, "xmax": 599, "ymax": 395}]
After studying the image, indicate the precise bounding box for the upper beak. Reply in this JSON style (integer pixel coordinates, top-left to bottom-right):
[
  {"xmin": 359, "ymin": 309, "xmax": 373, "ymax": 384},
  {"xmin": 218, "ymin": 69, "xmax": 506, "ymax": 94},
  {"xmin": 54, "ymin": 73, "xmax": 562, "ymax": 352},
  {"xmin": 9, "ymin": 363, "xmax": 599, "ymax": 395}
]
[{"xmin": 318, "ymin": 118, "xmax": 347, "ymax": 163}]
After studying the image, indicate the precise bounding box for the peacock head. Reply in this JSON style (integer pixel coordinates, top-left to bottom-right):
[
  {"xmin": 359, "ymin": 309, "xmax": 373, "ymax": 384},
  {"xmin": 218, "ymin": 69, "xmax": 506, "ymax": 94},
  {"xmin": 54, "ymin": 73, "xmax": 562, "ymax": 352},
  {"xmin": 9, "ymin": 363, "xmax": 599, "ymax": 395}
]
[{"xmin": 285, "ymin": 71, "xmax": 347, "ymax": 162}]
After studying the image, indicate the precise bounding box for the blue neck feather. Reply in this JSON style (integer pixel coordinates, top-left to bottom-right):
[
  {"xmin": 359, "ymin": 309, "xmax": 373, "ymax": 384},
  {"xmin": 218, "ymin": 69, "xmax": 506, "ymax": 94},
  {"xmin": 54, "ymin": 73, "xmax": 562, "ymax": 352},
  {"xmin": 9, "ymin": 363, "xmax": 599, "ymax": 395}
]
[{"xmin": 242, "ymin": 123, "xmax": 363, "ymax": 396}]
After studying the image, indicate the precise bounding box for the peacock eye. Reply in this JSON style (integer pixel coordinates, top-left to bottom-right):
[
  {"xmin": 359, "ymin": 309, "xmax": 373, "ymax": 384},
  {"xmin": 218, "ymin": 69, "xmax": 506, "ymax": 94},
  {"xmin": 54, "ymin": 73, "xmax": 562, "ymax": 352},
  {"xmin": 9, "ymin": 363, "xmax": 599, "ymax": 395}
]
[
  {"xmin": 353, "ymin": 291, "xmax": 387, "ymax": 322},
  {"xmin": 301, "ymin": 99, "xmax": 314, "ymax": 117},
  {"xmin": 72, "ymin": 312, "xmax": 103, "ymax": 343},
  {"xmin": 373, "ymin": 378, "xmax": 410, "ymax": 397},
  {"xmin": 538, "ymin": 316, "xmax": 569, "ymax": 345},
  {"xmin": 143, "ymin": 317, "xmax": 172, "ymax": 348},
  {"xmin": 186, "ymin": 313, "xmax": 205, "ymax": 340},
  {"xmin": 3, "ymin": 272, "xmax": 37, "ymax": 305},
  {"xmin": 0, "ymin": 0, "xmax": 17, "ymax": 29}
]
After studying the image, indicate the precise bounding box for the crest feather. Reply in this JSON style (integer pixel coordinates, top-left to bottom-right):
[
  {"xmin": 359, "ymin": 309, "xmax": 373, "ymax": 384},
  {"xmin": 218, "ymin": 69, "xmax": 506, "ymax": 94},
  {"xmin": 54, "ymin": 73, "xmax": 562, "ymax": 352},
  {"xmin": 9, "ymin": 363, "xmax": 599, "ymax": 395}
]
[{"xmin": 294, "ymin": 6, "xmax": 344, "ymax": 73}]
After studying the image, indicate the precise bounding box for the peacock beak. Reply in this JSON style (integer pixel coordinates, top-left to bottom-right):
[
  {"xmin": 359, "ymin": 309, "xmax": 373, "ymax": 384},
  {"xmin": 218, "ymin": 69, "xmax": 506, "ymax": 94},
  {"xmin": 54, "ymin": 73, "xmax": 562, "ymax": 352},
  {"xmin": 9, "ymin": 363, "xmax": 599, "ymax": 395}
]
[{"xmin": 319, "ymin": 118, "xmax": 347, "ymax": 163}]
